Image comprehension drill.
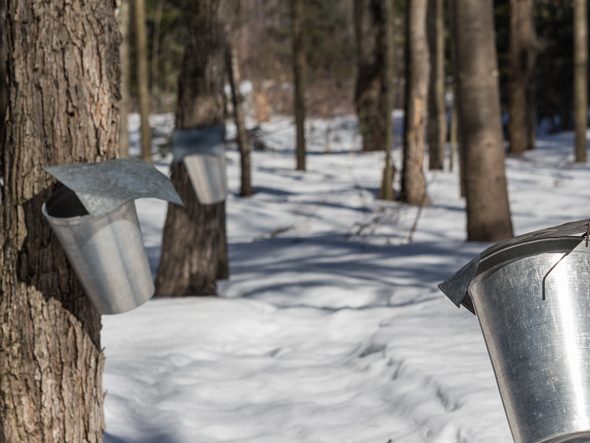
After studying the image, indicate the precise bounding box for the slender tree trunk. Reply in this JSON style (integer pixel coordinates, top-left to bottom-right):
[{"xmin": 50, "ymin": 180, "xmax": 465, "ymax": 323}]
[
  {"xmin": 227, "ymin": 28, "xmax": 252, "ymax": 197},
  {"xmin": 155, "ymin": 0, "xmax": 234, "ymax": 298},
  {"xmin": 135, "ymin": 0, "xmax": 152, "ymax": 163},
  {"xmin": 453, "ymin": 0, "xmax": 513, "ymax": 241},
  {"xmin": 151, "ymin": 0, "xmax": 164, "ymax": 99},
  {"xmin": 354, "ymin": 0, "xmax": 387, "ymax": 153},
  {"xmin": 508, "ymin": 0, "xmax": 535, "ymax": 154},
  {"xmin": 292, "ymin": 0, "xmax": 306, "ymax": 171},
  {"xmin": 427, "ymin": 0, "xmax": 446, "ymax": 170},
  {"xmin": 380, "ymin": 0, "xmax": 395, "ymax": 200},
  {"xmin": 0, "ymin": 0, "xmax": 120, "ymax": 441},
  {"xmin": 574, "ymin": 0, "xmax": 587, "ymax": 163},
  {"xmin": 401, "ymin": 0, "xmax": 429, "ymax": 206},
  {"xmin": 119, "ymin": 0, "xmax": 130, "ymax": 158}
]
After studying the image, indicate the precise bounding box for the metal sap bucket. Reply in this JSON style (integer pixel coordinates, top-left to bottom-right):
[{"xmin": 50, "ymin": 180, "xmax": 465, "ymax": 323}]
[
  {"xmin": 43, "ymin": 187, "xmax": 153, "ymax": 315},
  {"xmin": 42, "ymin": 158, "xmax": 183, "ymax": 315},
  {"xmin": 172, "ymin": 125, "xmax": 228, "ymax": 204},
  {"xmin": 439, "ymin": 220, "xmax": 590, "ymax": 443}
]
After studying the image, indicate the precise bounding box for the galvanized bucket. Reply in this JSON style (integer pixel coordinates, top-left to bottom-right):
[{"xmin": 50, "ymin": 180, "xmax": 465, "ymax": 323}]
[
  {"xmin": 172, "ymin": 125, "xmax": 228, "ymax": 205},
  {"xmin": 440, "ymin": 221, "xmax": 590, "ymax": 443},
  {"xmin": 42, "ymin": 186, "xmax": 154, "ymax": 315}
]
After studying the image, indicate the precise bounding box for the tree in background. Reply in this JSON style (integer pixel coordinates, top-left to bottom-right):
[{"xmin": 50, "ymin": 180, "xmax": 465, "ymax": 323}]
[
  {"xmin": 119, "ymin": 0, "xmax": 131, "ymax": 158},
  {"xmin": 427, "ymin": 0, "xmax": 446, "ymax": 170},
  {"xmin": 292, "ymin": 0, "xmax": 306, "ymax": 171},
  {"xmin": 354, "ymin": 0, "xmax": 386, "ymax": 153},
  {"xmin": 380, "ymin": 0, "xmax": 395, "ymax": 201},
  {"xmin": 155, "ymin": 0, "xmax": 235, "ymax": 298},
  {"xmin": 573, "ymin": 0, "xmax": 587, "ymax": 163},
  {"xmin": 227, "ymin": 2, "xmax": 253, "ymax": 197},
  {"xmin": 401, "ymin": 0, "xmax": 429, "ymax": 206},
  {"xmin": 508, "ymin": 0, "xmax": 536, "ymax": 154},
  {"xmin": 453, "ymin": 0, "xmax": 513, "ymax": 241},
  {"xmin": 0, "ymin": 0, "xmax": 120, "ymax": 439},
  {"xmin": 135, "ymin": 0, "xmax": 152, "ymax": 163}
]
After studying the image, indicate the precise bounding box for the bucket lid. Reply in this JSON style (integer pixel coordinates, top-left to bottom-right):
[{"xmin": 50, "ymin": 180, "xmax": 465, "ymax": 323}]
[
  {"xmin": 44, "ymin": 157, "xmax": 183, "ymax": 217},
  {"xmin": 439, "ymin": 220, "xmax": 590, "ymax": 313},
  {"xmin": 171, "ymin": 125, "xmax": 226, "ymax": 164}
]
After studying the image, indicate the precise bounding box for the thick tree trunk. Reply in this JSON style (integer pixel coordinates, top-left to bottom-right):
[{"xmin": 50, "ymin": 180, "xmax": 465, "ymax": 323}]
[
  {"xmin": 453, "ymin": 0, "xmax": 513, "ymax": 241},
  {"xmin": 227, "ymin": 32, "xmax": 252, "ymax": 197},
  {"xmin": 134, "ymin": 0, "xmax": 152, "ymax": 163},
  {"xmin": 379, "ymin": 0, "xmax": 395, "ymax": 200},
  {"xmin": 292, "ymin": 0, "xmax": 306, "ymax": 171},
  {"xmin": 574, "ymin": 0, "xmax": 587, "ymax": 163},
  {"xmin": 508, "ymin": 0, "xmax": 536, "ymax": 155},
  {"xmin": 427, "ymin": 0, "xmax": 446, "ymax": 170},
  {"xmin": 0, "ymin": 1, "xmax": 120, "ymax": 441},
  {"xmin": 401, "ymin": 0, "xmax": 429, "ymax": 206},
  {"xmin": 155, "ymin": 0, "xmax": 234, "ymax": 298},
  {"xmin": 119, "ymin": 0, "xmax": 130, "ymax": 158},
  {"xmin": 354, "ymin": 0, "xmax": 388, "ymax": 153}
]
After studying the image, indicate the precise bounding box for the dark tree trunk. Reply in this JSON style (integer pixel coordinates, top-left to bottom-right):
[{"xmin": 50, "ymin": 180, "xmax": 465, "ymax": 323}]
[
  {"xmin": 0, "ymin": 0, "xmax": 121, "ymax": 441},
  {"xmin": 508, "ymin": 0, "xmax": 536, "ymax": 155},
  {"xmin": 401, "ymin": 0, "xmax": 429, "ymax": 206},
  {"xmin": 379, "ymin": 0, "xmax": 395, "ymax": 200},
  {"xmin": 574, "ymin": 0, "xmax": 587, "ymax": 162},
  {"xmin": 427, "ymin": 0, "xmax": 446, "ymax": 170},
  {"xmin": 292, "ymin": 0, "xmax": 306, "ymax": 170},
  {"xmin": 227, "ymin": 28, "xmax": 252, "ymax": 197},
  {"xmin": 155, "ymin": 0, "xmax": 234, "ymax": 298},
  {"xmin": 453, "ymin": 0, "xmax": 513, "ymax": 241},
  {"xmin": 134, "ymin": 0, "xmax": 152, "ymax": 163},
  {"xmin": 119, "ymin": 0, "xmax": 130, "ymax": 158},
  {"xmin": 354, "ymin": 0, "xmax": 389, "ymax": 153}
]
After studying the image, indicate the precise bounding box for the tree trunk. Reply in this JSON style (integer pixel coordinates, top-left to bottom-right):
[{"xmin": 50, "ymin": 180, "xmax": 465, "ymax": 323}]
[
  {"xmin": 134, "ymin": 0, "xmax": 152, "ymax": 163},
  {"xmin": 292, "ymin": 0, "xmax": 306, "ymax": 171},
  {"xmin": 0, "ymin": 0, "xmax": 120, "ymax": 441},
  {"xmin": 574, "ymin": 0, "xmax": 587, "ymax": 163},
  {"xmin": 119, "ymin": 0, "xmax": 130, "ymax": 158},
  {"xmin": 401, "ymin": 0, "xmax": 429, "ymax": 206},
  {"xmin": 155, "ymin": 0, "xmax": 234, "ymax": 298},
  {"xmin": 0, "ymin": 0, "xmax": 6, "ymax": 174},
  {"xmin": 453, "ymin": 0, "xmax": 513, "ymax": 241},
  {"xmin": 379, "ymin": 0, "xmax": 395, "ymax": 200},
  {"xmin": 354, "ymin": 0, "xmax": 388, "ymax": 153},
  {"xmin": 427, "ymin": 0, "xmax": 446, "ymax": 170},
  {"xmin": 227, "ymin": 29, "xmax": 252, "ymax": 197},
  {"xmin": 508, "ymin": 0, "xmax": 536, "ymax": 155},
  {"xmin": 151, "ymin": 0, "xmax": 164, "ymax": 98}
]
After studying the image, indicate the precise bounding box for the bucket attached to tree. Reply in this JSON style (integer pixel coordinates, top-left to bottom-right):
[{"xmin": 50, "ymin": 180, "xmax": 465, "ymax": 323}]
[
  {"xmin": 172, "ymin": 125, "xmax": 228, "ymax": 204},
  {"xmin": 42, "ymin": 158, "xmax": 183, "ymax": 315},
  {"xmin": 439, "ymin": 220, "xmax": 590, "ymax": 443}
]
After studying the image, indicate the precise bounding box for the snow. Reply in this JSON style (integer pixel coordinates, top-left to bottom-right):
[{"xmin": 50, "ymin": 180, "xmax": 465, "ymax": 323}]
[{"xmin": 103, "ymin": 114, "xmax": 590, "ymax": 443}]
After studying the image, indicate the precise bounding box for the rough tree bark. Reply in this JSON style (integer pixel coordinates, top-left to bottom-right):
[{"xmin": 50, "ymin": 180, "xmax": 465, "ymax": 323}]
[
  {"xmin": 0, "ymin": 0, "xmax": 120, "ymax": 441},
  {"xmin": 119, "ymin": 0, "xmax": 130, "ymax": 158},
  {"xmin": 401, "ymin": 0, "xmax": 429, "ymax": 206},
  {"xmin": 574, "ymin": 0, "xmax": 587, "ymax": 163},
  {"xmin": 508, "ymin": 0, "xmax": 536, "ymax": 155},
  {"xmin": 134, "ymin": 0, "xmax": 152, "ymax": 163},
  {"xmin": 453, "ymin": 0, "xmax": 513, "ymax": 241},
  {"xmin": 155, "ymin": 0, "xmax": 234, "ymax": 298},
  {"xmin": 292, "ymin": 0, "xmax": 306, "ymax": 171},
  {"xmin": 227, "ymin": 22, "xmax": 252, "ymax": 197},
  {"xmin": 354, "ymin": 0, "xmax": 388, "ymax": 153},
  {"xmin": 427, "ymin": 0, "xmax": 446, "ymax": 170}
]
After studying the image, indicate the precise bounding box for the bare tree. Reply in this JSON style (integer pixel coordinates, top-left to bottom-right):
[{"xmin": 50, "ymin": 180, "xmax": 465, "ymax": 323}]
[
  {"xmin": 401, "ymin": 0, "xmax": 429, "ymax": 206},
  {"xmin": 155, "ymin": 0, "xmax": 235, "ymax": 298},
  {"xmin": 227, "ymin": 8, "xmax": 252, "ymax": 197},
  {"xmin": 380, "ymin": 0, "xmax": 395, "ymax": 200},
  {"xmin": 574, "ymin": 0, "xmax": 587, "ymax": 162},
  {"xmin": 427, "ymin": 0, "xmax": 446, "ymax": 170},
  {"xmin": 453, "ymin": 0, "xmax": 513, "ymax": 241},
  {"xmin": 135, "ymin": 0, "xmax": 152, "ymax": 163},
  {"xmin": 508, "ymin": 0, "xmax": 536, "ymax": 155},
  {"xmin": 292, "ymin": 0, "xmax": 306, "ymax": 171},
  {"xmin": 119, "ymin": 0, "xmax": 130, "ymax": 158},
  {"xmin": 0, "ymin": 0, "xmax": 120, "ymax": 440}
]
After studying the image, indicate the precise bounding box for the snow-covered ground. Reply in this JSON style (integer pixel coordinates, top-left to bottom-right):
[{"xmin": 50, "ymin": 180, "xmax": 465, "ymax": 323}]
[{"xmin": 103, "ymin": 114, "xmax": 590, "ymax": 443}]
